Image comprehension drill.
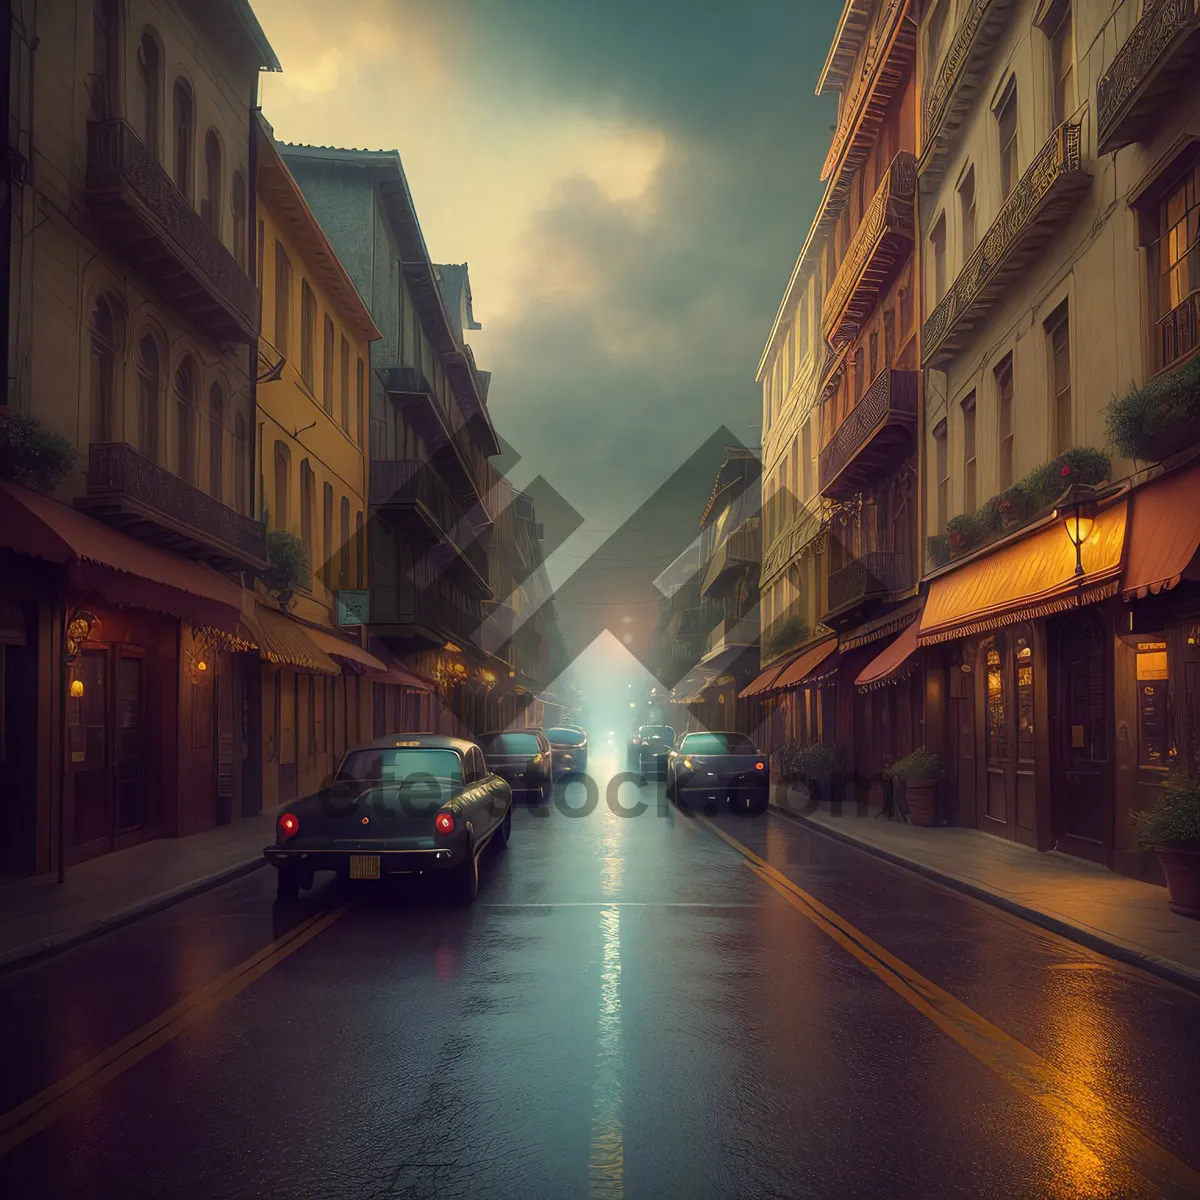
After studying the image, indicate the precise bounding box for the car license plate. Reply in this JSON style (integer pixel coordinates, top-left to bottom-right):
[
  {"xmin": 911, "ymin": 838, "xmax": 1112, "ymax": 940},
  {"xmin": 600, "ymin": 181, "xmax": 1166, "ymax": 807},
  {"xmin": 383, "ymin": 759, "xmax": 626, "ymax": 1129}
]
[{"xmin": 350, "ymin": 854, "xmax": 380, "ymax": 880}]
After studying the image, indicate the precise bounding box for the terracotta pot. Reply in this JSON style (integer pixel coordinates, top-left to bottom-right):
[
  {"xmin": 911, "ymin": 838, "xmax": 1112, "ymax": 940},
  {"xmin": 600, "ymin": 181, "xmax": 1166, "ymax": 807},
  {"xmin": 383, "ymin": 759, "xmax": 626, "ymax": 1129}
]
[
  {"xmin": 904, "ymin": 778, "xmax": 937, "ymax": 827},
  {"xmin": 1155, "ymin": 845, "xmax": 1200, "ymax": 919}
]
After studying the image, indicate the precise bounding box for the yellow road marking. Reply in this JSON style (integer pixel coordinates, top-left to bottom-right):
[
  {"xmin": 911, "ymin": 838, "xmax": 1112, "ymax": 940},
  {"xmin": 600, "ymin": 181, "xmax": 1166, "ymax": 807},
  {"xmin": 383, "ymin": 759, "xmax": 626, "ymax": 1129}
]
[
  {"xmin": 0, "ymin": 903, "xmax": 351, "ymax": 1158},
  {"xmin": 696, "ymin": 816, "xmax": 1200, "ymax": 1197}
]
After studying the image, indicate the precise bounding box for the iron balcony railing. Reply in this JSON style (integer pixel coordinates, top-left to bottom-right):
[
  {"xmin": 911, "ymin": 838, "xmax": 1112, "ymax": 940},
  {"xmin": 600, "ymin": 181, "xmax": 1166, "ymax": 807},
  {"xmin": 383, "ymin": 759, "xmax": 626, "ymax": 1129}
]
[
  {"xmin": 819, "ymin": 368, "xmax": 918, "ymax": 498},
  {"xmin": 80, "ymin": 442, "xmax": 267, "ymax": 569},
  {"xmin": 825, "ymin": 550, "xmax": 912, "ymax": 618},
  {"xmin": 703, "ymin": 612, "xmax": 759, "ymax": 658},
  {"xmin": 86, "ymin": 120, "xmax": 259, "ymax": 344}
]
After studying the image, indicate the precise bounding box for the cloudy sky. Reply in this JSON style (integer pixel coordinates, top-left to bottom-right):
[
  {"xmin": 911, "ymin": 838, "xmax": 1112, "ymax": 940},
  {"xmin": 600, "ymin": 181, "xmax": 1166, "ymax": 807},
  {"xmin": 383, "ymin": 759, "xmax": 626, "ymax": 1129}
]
[{"xmin": 255, "ymin": 0, "xmax": 840, "ymax": 595}]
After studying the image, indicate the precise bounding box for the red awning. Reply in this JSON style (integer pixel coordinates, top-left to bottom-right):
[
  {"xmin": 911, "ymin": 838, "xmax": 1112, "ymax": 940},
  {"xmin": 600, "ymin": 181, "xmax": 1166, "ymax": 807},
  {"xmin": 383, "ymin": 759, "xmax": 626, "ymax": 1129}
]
[
  {"xmin": 855, "ymin": 618, "xmax": 920, "ymax": 691},
  {"xmin": 772, "ymin": 638, "xmax": 838, "ymax": 690},
  {"xmin": 1122, "ymin": 460, "xmax": 1200, "ymax": 599},
  {"xmin": 739, "ymin": 647, "xmax": 804, "ymax": 699},
  {"xmin": 371, "ymin": 664, "xmax": 434, "ymax": 692},
  {"xmin": 305, "ymin": 626, "xmax": 388, "ymax": 673},
  {"xmin": 0, "ymin": 480, "xmax": 244, "ymax": 632}
]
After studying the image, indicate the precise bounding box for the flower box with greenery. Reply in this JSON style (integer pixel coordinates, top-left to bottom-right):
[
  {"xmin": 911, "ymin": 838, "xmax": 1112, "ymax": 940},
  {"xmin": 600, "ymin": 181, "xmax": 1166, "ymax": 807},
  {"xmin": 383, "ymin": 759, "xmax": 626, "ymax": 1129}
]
[
  {"xmin": 891, "ymin": 745, "xmax": 944, "ymax": 827},
  {"xmin": 943, "ymin": 448, "xmax": 1110, "ymax": 561},
  {"xmin": 764, "ymin": 614, "xmax": 808, "ymax": 661},
  {"xmin": 0, "ymin": 411, "xmax": 77, "ymax": 494},
  {"xmin": 1106, "ymin": 356, "xmax": 1200, "ymax": 464},
  {"xmin": 927, "ymin": 533, "xmax": 951, "ymax": 569},
  {"xmin": 1132, "ymin": 771, "xmax": 1200, "ymax": 919},
  {"xmin": 781, "ymin": 740, "xmax": 838, "ymax": 804},
  {"xmin": 263, "ymin": 530, "xmax": 309, "ymax": 607}
]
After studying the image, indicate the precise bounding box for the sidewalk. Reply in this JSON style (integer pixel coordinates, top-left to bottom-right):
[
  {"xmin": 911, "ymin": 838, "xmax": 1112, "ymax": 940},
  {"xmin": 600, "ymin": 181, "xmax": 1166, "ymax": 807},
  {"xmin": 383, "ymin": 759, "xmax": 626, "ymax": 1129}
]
[
  {"xmin": 774, "ymin": 792, "xmax": 1200, "ymax": 994},
  {"xmin": 0, "ymin": 812, "xmax": 277, "ymax": 972}
]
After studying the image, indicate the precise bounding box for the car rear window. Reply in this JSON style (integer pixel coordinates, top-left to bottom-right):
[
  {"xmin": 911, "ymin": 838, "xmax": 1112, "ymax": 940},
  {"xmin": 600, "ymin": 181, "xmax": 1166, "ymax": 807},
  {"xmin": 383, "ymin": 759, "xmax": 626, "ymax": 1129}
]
[
  {"xmin": 640, "ymin": 726, "xmax": 674, "ymax": 740},
  {"xmin": 679, "ymin": 733, "xmax": 757, "ymax": 755},
  {"xmin": 547, "ymin": 728, "xmax": 586, "ymax": 746},
  {"xmin": 337, "ymin": 748, "xmax": 464, "ymax": 784},
  {"xmin": 480, "ymin": 732, "xmax": 541, "ymax": 755}
]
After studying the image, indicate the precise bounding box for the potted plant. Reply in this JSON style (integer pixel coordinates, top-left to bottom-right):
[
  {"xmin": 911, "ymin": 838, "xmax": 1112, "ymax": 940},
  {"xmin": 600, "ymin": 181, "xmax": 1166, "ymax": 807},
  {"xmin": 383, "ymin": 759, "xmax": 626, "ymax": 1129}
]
[
  {"xmin": 927, "ymin": 533, "xmax": 951, "ymax": 569},
  {"xmin": 263, "ymin": 529, "xmax": 309, "ymax": 607},
  {"xmin": 997, "ymin": 482, "xmax": 1034, "ymax": 530},
  {"xmin": 0, "ymin": 411, "xmax": 77, "ymax": 494},
  {"xmin": 892, "ymin": 746, "xmax": 944, "ymax": 827},
  {"xmin": 1132, "ymin": 771, "xmax": 1200, "ymax": 918},
  {"xmin": 782, "ymin": 740, "xmax": 838, "ymax": 804},
  {"xmin": 1106, "ymin": 356, "xmax": 1200, "ymax": 463}
]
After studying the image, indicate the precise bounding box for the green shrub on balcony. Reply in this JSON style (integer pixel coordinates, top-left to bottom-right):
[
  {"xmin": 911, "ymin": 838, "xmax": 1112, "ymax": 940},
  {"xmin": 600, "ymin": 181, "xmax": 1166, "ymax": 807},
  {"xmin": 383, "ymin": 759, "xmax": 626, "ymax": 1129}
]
[
  {"xmin": 263, "ymin": 530, "xmax": 309, "ymax": 601},
  {"xmin": 764, "ymin": 614, "xmax": 808, "ymax": 659},
  {"xmin": 1106, "ymin": 356, "xmax": 1200, "ymax": 462},
  {"xmin": 927, "ymin": 533, "xmax": 951, "ymax": 568},
  {"xmin": 0, "ymin": 411, "xmax": 77, "ymax": 494}
]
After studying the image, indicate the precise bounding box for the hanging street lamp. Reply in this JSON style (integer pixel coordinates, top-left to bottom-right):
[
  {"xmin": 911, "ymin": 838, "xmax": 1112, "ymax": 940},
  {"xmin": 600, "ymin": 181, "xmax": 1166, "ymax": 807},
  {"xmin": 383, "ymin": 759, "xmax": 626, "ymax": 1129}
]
[{"xmin": 1054, "ymin": 483, "xmax": 1099, "ymax": 578}]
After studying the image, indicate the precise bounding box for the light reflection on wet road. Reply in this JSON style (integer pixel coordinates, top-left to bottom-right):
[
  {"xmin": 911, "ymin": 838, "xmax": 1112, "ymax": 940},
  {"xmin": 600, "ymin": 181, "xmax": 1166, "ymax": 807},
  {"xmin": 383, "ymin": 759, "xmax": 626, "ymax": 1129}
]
[{"xmin": 1, "ymin": 749, "xmax": 1199, "ymax": 1199}]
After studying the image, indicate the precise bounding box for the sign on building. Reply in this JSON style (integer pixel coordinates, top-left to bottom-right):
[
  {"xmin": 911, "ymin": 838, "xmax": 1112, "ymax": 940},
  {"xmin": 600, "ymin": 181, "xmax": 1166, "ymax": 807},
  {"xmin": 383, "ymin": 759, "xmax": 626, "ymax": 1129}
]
[{"xmin": 336, "ymin": 589, "xmax": 371, "ymax": 627}]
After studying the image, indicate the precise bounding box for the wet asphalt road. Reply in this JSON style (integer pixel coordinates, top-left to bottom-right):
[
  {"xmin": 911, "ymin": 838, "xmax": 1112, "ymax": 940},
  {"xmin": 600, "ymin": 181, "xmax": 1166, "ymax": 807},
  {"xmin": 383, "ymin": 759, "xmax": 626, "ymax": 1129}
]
[{"xmin": 2, "ymin": 751, "xmax": 1200, "ymax": 1199}]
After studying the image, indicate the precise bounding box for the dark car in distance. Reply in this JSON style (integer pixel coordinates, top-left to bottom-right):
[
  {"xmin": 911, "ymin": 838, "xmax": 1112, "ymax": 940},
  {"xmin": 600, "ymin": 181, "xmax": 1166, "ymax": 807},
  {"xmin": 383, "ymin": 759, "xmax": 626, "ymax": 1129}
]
[
  {"xmin": 546, "ymin": 726, "xmax": 588, "ymax": 775},
  {"xmin": 667, "ymin": 731, "xmax": 769, "ymax": 814},
  {"xmin": 263, "ymin": 735, "xmax": 512, "ymax": 905},
  {"xmin": 479, "ymin": 728, "xmax": 553, "ymax": 802},
  {"xmin": 628, "ymin": 724, "xmax": 675, "ymax": 775}
]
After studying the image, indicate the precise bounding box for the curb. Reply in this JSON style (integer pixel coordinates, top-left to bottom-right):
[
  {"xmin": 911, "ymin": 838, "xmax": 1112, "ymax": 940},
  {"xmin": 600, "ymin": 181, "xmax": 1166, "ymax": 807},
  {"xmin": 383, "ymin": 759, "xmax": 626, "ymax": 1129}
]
[
  {"xmin": 0, "ymin": 856, "xmax": 266, "ymax": 977},
  {"xmin": 772, "ymin": 802, "xmax": 1200, "ymax": 998}
]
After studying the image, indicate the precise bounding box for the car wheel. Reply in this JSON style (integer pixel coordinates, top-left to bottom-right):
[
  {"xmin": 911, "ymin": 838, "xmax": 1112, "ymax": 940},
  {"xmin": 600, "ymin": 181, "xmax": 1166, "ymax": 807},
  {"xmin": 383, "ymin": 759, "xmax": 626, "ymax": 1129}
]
[
  {"xmin": 497, "ymin": 805, "xmax": 512, "ymax": 848},
  {"xmin": 275, "ymin": 867, "xmax": 301, "ymax": 905},
  {"xmin": 449, "ymin": 840, "xmax": 479, "ymax": 905}
]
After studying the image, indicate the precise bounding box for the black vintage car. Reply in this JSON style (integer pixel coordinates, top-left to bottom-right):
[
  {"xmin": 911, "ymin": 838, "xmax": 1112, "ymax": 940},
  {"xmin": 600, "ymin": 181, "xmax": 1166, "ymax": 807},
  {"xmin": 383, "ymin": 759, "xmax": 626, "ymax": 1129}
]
[
  {"xmin": 546, "ymin": 725, "xmax": 588, "ymax": 776},
  {"xmin": 628, "ymin": 724, "xmax": 676, "ymax": 776},
  {"xmin": 263, "ymin": 734, "xmax": 512, "ymax": 905},
  {"xmin": 667, "ymin": 731, "xmax": 770, "ymax": 814},
  {"xmin": 479, "ymin": 728, "xmax": 552, "ymax": 802}
]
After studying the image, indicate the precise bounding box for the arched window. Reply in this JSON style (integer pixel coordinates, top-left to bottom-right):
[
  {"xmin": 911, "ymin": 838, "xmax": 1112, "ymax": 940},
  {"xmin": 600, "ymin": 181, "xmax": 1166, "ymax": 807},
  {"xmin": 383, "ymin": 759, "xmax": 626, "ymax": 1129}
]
[
  {"xmin": 208, "ymin": 383, "xmax": 225, "ymax": 500},
  {"xmin": 174, "ymin": 357, "xmax": 198, "ymax": 483},
  {"xmin": 231, "ymin": 171, "xmax": 247, "ymax": 267},
  {"xmin": 234, "ymin": 414, "xmax": 248, "ymax": 515},
  {"xmin": 136, "ymin": 333, "xmax": 161, "ymax": 461},
  {"xmin": 273, "ymin": 441, "xmax": 291, "ymax": 531},
  {"xmin": 173, "ymin": 80, "xmax": 194, "ymax": 198},
  {"xmin": 202, "ymin": 130, "xmax": 222, "ymax": 235},
  {"xmin": 136, "ymin": 32, "xmax": 161, "ymax": 153},
  {"xmin": 91, "ymin": 0, "xmax": 119, "ymax": 120},
  {"xmin": 90, "ymin": 296, "xmax": 119, "ymax": 443}
]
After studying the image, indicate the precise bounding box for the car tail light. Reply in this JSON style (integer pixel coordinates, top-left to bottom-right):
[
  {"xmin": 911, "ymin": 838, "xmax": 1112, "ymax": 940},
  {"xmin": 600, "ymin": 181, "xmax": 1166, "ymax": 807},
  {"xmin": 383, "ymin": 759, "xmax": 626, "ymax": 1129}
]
[
  {"xmin": 435, "ymin": 812, "xmax": 455, "ymax": 835},
  {"xmin": 755, "ymin": 761, "xmax": 765, "ymax": 771},
  {"xmin": 278, "ymin": 812, "xmax": 299, "ymax": 841}
]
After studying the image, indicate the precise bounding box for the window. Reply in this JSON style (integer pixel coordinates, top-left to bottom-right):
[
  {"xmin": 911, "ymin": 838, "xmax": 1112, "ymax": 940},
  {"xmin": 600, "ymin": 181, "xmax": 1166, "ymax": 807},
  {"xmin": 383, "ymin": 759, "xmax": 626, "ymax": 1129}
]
[
  {"xmin": 961, "ymin": 393, "xmax": 977, "ymax": 515},
  {"xmin": 173, "ymin": 80, "xmax": 194, "ymax": 199},
  {"xmin": 883, "ymin": 308, "xmax": 896, "ymax": 363},
  {"xmin": 174, "ymin": 357, "xmax": 198, "ymax": 484},
  {"xmin": 355, "ymin": 510, "xmax": 365, "ymax": 586},
  {"xmin": 356, "ymin": 357, "xmax": 365, "ymax": 444},
  {"xmin": 996, "ymin": 355, "xmax": 1014, "ymax": 489},
  {"xmin": 959, "ymin": 167, "xmax": 976, "ymax": 260},
  {"xmin": 998, "ymin": 85, "xmax": 1018, "ymax": 200},
  {"xmin": 789, "ymin": 437, "xmax": 799, "ymax": 519},
  {"xmin": 1154, "ymin": 165, "xmax": 1200, "ymax": 369},
  {"xmin": 1046, "ymin": 300, "xmax": 1071, "ymax": 455},
  {"xmin": 136, "ymin": 33, "xmax": 161, "ymax": 153},
  {"xmin": 300, "ymin": 461, "xmax": 315, "ymax": 568},
  {"xmin": 934, "ymin": 420, "xmax": 949, "ymax": 532},
  {"xmin": 1136, "ymin": 641, "xmax": 1170, "ymax": 768},
  {"xmin": 322, "ymin": 483, "xmax": 334, "ymax": 588},
  {"xmin": 202, "ymin": 130, "xmax": 222, "ymax": 236},
  {"xmin": 274, "ymin": 242, "xmax": 291, "ymax": 356},
  {"xmin": 322, "ymin": 315, "xmax": 335, "ymax": 412},
  {"xmin": 234, "ymin": 415, "xmax": 248, "ymax": 514},
  {"xmin": 136, "ymin": 334, "xmax": 161, "ymax": 461},
  {"xmin": 273, "ymin": 441, "xmax": 291, "ymax": 530},
  {"xmin": 301, "ymin": 282, "xmax": 316, "ymax": 391},
  {"xmin": 801, "ymin": 421, "xmax": 812, "ymax": 501},
  {"xmin": 91, "ymin": 0, "xmax": 118, "ymax": 120},
  {"xmin": 340, "ymin": 497, "xmax": 351, "ymax": 589},
  {"xmin": 208, "ymin": 383, "xmax": 225, "ymax": 500},
  {"xmin": 231, "ymin": 172, "xmax": 246, "ymax": 267},
  {"xmin": 1049, "ymin": 4, "xmax": 1074, "ymax": 128},
  {"xmin": 340, "ymin": 336, "xmax": 351, "ymax": 431},
  {"xmin": 931, "ymin": 214, "xmax": 947, "ymax": 303},
  {"xmin": 90, "ymin": 296, "xmax": 118, "ymax": 443}
]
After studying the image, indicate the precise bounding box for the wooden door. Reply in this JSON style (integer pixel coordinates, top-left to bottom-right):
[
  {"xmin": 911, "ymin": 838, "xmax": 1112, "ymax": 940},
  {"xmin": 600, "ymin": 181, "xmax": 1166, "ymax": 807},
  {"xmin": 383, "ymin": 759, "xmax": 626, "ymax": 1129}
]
[
  {"xmin": 113, "ymin": 647, "xmax": 147, "ymax": 836},
  {"xmin": 278, "ymin": 668, "xmax": 297, "ymax": 804},
  {"xmin": 1053, "ymin": 613, "xmax": 1114, "ymax": 865},
  {"xmin": 215, "ymin": 652, "xmax": 236, "ymax": 825},
  {"xmin": 979, "ymin": 635, "xmax": 1014, "ymax": 838},
  {"xmin": 69, "ymin": 647, "xmax": 112, "ymax": 858},
  {"xmin": 952, "ymin": 644, "xmax": 976, "ymax": 827}
]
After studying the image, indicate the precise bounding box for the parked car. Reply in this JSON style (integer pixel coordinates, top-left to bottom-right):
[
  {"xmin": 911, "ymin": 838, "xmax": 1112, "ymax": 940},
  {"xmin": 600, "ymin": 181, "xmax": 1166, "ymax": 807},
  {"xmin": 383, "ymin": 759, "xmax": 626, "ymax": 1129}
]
[
  {"xmin": 667, "ymin": 731, "xmax": 769, "ymax": 814},
  {"xmin": 479, "ymin": 728, "xmax": 553, "ymax": 802},
  {"xmin": 263, "ymin": 734, "xmax": 512, "ymax": 905},
  {"xmin": 546, "ymin": 725, "xmax": 588, "ymax": 775},
  {"xmin": 628, "ymin": 725, "xmax": 676, "ymax": 775}
]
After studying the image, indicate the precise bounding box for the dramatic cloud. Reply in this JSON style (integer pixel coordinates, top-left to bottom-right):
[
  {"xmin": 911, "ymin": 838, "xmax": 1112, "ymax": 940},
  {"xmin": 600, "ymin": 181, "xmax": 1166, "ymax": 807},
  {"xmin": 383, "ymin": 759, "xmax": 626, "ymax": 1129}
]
[{"xmin": 255, "ymin": 0, "xmax": 840, "ymax": 583}]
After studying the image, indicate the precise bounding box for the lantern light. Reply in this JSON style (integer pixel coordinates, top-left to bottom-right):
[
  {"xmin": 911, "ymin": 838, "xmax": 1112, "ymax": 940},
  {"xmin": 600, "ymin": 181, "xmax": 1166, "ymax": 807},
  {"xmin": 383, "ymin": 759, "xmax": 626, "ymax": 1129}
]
[
  {"xmin": 69, "ymin": 679, "xmax": 84, "ymax": 698},
  {"xmin": 196, "ymin": 660, "xmax": 208, "ymax": 672},
  {"xmin": 1055, "ymin": 484, "xmax": 1099, "ymax": 578}
]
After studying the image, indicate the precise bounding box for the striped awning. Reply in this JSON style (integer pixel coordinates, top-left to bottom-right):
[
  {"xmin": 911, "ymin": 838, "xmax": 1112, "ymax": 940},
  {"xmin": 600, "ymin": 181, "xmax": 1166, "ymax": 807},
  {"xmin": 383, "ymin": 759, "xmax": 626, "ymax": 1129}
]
[
  {"xmin": 239, "ymin": 603, "xmax": 339, "ymax": 675},
  {"xmin": 305, "ymin": 626, "xmax": 387, "ymax": 674},
  {"xmin": 772, "ymin": 637, "xmax": 838, "ymax": 691},
  {"xmin": 855, "ymin": 618, "xmax": 920, "ymax": 691},
  {"xmin": 739, "ymin": 647, "xmax": 805, "ymax": 699},
  {"xmin": 1121, "ymin": 461, "xmax": 1200, "ymax": 600}
]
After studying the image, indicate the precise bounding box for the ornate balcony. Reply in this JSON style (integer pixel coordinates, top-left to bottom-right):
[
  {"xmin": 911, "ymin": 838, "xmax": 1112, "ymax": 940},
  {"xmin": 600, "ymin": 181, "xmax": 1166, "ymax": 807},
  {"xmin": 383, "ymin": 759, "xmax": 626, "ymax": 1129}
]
[
  {"xmin": 922, "ymin": 121, "xmax": 1090, "ymax": 369},
  {"xmin": 75, "ymin": 442, "xmax": 267, "ymax": 572},
  {"xmin": 1156, "ymin": 289, "xmax": 1200, "ymax": 373},
  {"xmin": 667, "ymin": 607, "xmax": 701, "ymax": 640},
  {"xmin": 86, "ymin": 121, "xmax": 259, "ymax": 345},
  {"xmin": 369, "ymin": 458, "xmax": 490, "ymax": 592},
  {"xmin": 703, "ymin": 612, "xmax": 759, "ymax": 659},
  {"xmin": 822, "ymin": 153, "xmax": 916, "ymax": 349},
  {"xmin": 760, "ymin": 505, "xmax": 826, "ymax": 591},
  {"xmin": 701, "ymin": 517, "xmax": 761, "ymax": 595},
  {"xmin": 1098, "ymin": 0, "xmax": 1200, "ymax": 155},
  {"xmin": 823, "ymin": 550, "xmax": 913, "ymax": 623},
  {"xmin": 920, "ymin": 0, "xmax": 1017, "ymax": 183},
  {"xmin": 819, "ymin": 369, "xmax": 918, "ymax": 498}
]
